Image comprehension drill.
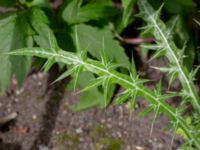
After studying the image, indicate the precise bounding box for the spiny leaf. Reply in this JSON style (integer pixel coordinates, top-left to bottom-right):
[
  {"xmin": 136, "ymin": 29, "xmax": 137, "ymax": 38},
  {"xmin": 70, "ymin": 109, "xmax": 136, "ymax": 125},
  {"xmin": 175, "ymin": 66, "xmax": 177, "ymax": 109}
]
[
  {"xmin": 71, "ymin": 72, "xmax": 104, "ymax": 111},
  {"xmin": 101, "ymin": 37, "xmax": 109, "ymax": 68},
  {"xmin": 9, "ymin": 47, "xmax": 54, "ymax": 58},
  {"xmin": 139, "ymin": 104, "xmax": 154, "ymax": 117},
  {"xmin": 128, "ymin": 89, "xmax": 138, "ymax": 111},
  {"xmin": 102, "ymin": 76, "xmax": 112, "ymax": 107},
  {"xmin": 154, "ymin": 80, "xmax": 162, "ymax": 96},
  {"xmin": 140, "ymin": 44, "xmax": 164, "ymax": 50},
  {"xmin": 168, "ymin": 71, "xmax": 179, "ymax": 88},
  {"xmin": 73, "ymin": 65, "xmax": 83, "ymax": 90},
  {"xmin": 171, "ymin": 121, "xmax": 179, "ymax": 148},
  {"xmin": 161, "ymin": 93, "xmax": 178, "ymax": 101},
  {"xmin": 77, "ymin": 76, "xmax": 105, "ymax": 94},
  {"xmin": 121, "ymin": 0, "xmax": 136, "ymax": 30},
  {"xmin": 188, "ymin": 66, "xmax": 200, "ymax": 81},
  {"xmin": 75, "ymin": 25, "xmax": 81, "ymax": 53},
  {"xmin": 138, "ymin": 0, "xmax": 200, "ymax": 113},
  {"xmin": 53, "ymin": 65, "xmax": 79, "ymax": 83},
  {"xmin": 130, "ymin": 56, "xmax": 137, "ymax": 78},
  {"xmin": 42, "ymin": 57, "xmax": 55, "ymax": 72},
  {"xmin": 79, "ymin": 47, "xmax": 88, "ymax": 61},
  {"xmin": 47, "ymin": 29, "xmax": 59, "ymax": 51},
  {"xmin": 115, "ymin": 89, "xmax": 131, "ymax": 104},
  {"xmin": 194, "ymin": 19, "xmax": 200, "ymax": 26},
  {"xmin": 150, "ymin": 48, "xmax": 166, "ymax": 60},
  {"xmin": 150, "ymin": 104, "xmax": 160, "ymax": 136},
  {"xmin": 10, "ymin": 46, "xmax": 200, "ymax": 148}
]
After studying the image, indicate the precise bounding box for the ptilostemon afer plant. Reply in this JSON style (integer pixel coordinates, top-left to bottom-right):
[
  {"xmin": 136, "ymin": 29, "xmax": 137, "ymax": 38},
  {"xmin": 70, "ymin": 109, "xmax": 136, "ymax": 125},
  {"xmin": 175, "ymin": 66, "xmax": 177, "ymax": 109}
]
[{"xmin": 8, "ymin": 1, "xmax": 200, "ymax": 148}]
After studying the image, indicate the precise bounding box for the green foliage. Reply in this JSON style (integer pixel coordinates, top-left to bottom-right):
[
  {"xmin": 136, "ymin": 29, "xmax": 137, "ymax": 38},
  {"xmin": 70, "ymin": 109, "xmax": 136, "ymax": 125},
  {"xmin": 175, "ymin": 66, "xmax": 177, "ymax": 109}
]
[
  {"xmin": 9, "ymin": 43, "xmax": 200, "ymax": 148},
  {"xmin": 138, "ymin": 0, "xmax": 200, "ymax": 113},
  {"xmin": 0, "ymin": 12, "xmax": 32, "ymax": 92},
  {"xmin": 1, "ymin": 0, "xmax": 200, "ymax": 149},
  {"xmin": 120, "ymin": 0, "xmax": 136, "ymax": 31},
  {"xmin": 62, "ymin": 0, "xmax": 118, "ymax": 25},
  {"xmin": 0, "ymin": 0, "xmax": 16, "ymax": 7},
  {"xmin": 0, "ymin": 6, "xmax": 53, "ymax": 93},
  {"xmin": 71, "ymin": 24, "xmax": 130, "ymax": 67}
]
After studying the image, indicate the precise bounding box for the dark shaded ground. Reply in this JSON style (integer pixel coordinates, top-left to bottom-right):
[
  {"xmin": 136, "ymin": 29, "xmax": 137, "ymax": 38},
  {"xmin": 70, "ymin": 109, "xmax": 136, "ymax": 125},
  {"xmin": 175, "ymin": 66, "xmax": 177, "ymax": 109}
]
[{"xmin": 0, "ymin": 70, "xmax": 183, "ymax": 150}]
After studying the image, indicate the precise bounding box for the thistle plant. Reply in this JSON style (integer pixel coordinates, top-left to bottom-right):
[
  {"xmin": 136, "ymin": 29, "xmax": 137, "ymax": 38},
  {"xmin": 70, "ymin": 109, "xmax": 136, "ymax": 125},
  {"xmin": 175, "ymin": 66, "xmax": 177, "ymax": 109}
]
[
  {"xmin": 8, "ymin": 0, "xmax": 200, "ymax": 149},
  {"xmin": 138, "ymin": 0, "xmax": 200, "ymax": 113}
]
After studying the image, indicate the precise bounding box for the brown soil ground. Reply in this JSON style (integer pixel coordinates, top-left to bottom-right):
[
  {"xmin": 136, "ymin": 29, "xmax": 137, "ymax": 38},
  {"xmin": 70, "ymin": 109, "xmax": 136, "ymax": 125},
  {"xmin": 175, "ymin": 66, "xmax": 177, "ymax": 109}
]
[{"xmin": 0, "ymin": 70, "xmax": 183, "ymax": 150}]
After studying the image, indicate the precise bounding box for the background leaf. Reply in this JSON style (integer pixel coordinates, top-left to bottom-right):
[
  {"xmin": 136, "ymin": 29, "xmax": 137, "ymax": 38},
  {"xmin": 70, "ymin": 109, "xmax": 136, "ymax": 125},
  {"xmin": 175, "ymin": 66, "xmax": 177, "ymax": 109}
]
[
  {"xmin": 62, "ymin": 0, "xmax": 82, "ymax": 25},
  {"xmin": 121, "ymin": 0, "xmax": 136, "ymax": 31},
  {"xmin": 70, "ymin": 72, "xmax": 104, "ymax": 111},
  {"xmin": 27, "ymin": 8, "xmax": 51, "ymax": 48},
  {"xmin": 71, "ymin": 24, "xmax": 130, "ymax": 68},
  {"xmin": 0, "ymin": 0, "xmax": 16, "ymax": 7},
  {"xmin": 0, "ymin": 12, "xmax": 33, "ymax": 92},
  {"xmin": 62, "ymin": 0, "xmax": 119, "ymax": 25}
]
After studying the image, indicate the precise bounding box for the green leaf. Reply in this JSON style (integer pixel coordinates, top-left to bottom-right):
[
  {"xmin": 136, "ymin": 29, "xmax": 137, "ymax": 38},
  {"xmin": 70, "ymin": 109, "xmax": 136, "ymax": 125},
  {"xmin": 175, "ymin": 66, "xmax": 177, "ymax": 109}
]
[
  {"xmin": 115, "ymin": 89, "xmax": 131, "ymax": 104},
  {"xmin": 47, "ymin": 29, "xmax": 59, "ymax": 51},
  {"xmin": 167, "ymin": 16, "xmax": 195, "ymax": 70},
  {"xmin": 72, "ymin": 24, "xmax": 130, "ymax": 68},
  {"xmin": 0, "ymin": 12, "xmax": 33, "ymax": 92},
  {"xmin": 73, "ymin": 65, "xmax": 83, "ymax": 90},
  {"xmin": 27, "ymin": 8, "xmax": 51, "ymax": 48},
  {"xmin": 0, "ymin": 0, "xmax": 16, "ymax": 7},
  {"xmin": 176, "ymin": 0, "xmax": 197, "ymax": 7},
  {"xmin": 164, "ymin": 0, "xmax": 196, "ymax": 14},
  {"xmin": 76, "ymin": 2, "xmax": 119, "ymax": 23},
  {"xmin": 102, "ymin": 76, "xmax": 112, "ymax": 107},
  {"xmin": 139, "ymin": 104, "xmax": 154, "ymax": 117},
  {"xmin": 62, "ymin": 0, "xmax": 119, "ymax": 25},
  {"xmin": 70, "ymin": 72, "xmax": 104, "ymax": 111},
  {"xmin": 10, "ymin": 46, "xmax": 200, "ymax": 147},
  {"xmin": 62, "ymin": 0, "xmax": 82, "ymax": 25},
  {"xmin": 150, "ymin": 104, "xmax": 160, "ymax": 135},
  {"xmin": 128, "ymin": 89, "xmax": 138, "ymax": 111},
  {"xmin": 70, "ymin": 89, "xmax": 102, "ymax": 111},
  {"xmin": 78, "ymin": 76, "xmax": 104, "ymax": 93},
  {"xmin": 42, "ymin": 57, "xmax": 55, "ymax": 72},
  {"xmin": 54, "ymin": 65, "xmax": 79, "ymax": 83},
  {"xmin": 138, "ymin": 0, "xmax": 200, "ymax": 113},
  {"xmin": 130, "ymin": 56, "xmax": 137, "ymax": 77},
  {"xmin": 122, "ymin": 0, "xmax": 136, "ymax": 28},
  {"xmin": 20, "ymin": 0, "xmax": 50, "ymax": 8}
]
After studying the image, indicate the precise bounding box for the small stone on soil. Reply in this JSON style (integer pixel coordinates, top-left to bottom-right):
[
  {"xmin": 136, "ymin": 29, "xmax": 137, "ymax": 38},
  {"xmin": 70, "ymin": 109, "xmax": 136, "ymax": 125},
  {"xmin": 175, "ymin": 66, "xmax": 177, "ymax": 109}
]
[
  {"xmin": 76, "ymin": 128, "xmax": 83, "ymax": 134},
  {"xmin": 32, "ymin": 115, "xmax": 37, "ymax": 120}
]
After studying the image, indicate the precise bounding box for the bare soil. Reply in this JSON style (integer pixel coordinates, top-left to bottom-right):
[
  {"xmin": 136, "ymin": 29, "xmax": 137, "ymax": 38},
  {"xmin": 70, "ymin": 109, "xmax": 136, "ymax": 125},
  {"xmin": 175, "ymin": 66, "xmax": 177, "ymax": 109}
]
[{"xmin": 0, "ymin": 69, "xmax": 183, "ymax": 150}]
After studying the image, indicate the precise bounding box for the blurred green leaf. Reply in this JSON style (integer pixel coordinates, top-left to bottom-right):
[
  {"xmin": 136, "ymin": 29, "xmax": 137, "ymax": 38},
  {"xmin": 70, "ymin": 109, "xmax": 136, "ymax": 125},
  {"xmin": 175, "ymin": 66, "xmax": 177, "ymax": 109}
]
[
  {"xmin": 19, "ymin": 0, "xmax": 50, "ymax": 8},
  {"xmin": 176, "ymin": 0, "xmax": 196, "ymax": 7},
  {"xmin": 72, "ymin": 24, "xmax": 130, "ymax": 68},
  {"xmin": 62, "ymin": 0, "xmax": 82, "ymax": 24},
  {"xmin": 0, "ymin": 12, "xmax": 33, "ymax": 92},
  {"xmin": 62, "ymin": 0, "xmax": 119, "ymax": 25},
  {"xmin": 27, "ymin": 8, "xmax": 51, "ymax": 48},
  {"xmin": 167, "ymin": 15, "xmax": 195, "ymax": 70},
  {"xmin": 164, "ymin": 0, "xmax": 196, "ymax": 14},
  {"xmin": 121, "ymin": 0, "xmax": 136, "ymax": 29},
  {"xmin": 0, "ymin": 0, "xmax": 16, "ymax": 7}
]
